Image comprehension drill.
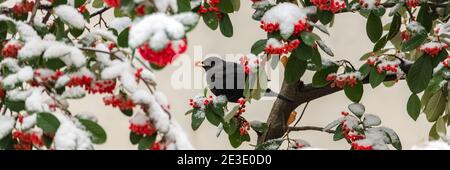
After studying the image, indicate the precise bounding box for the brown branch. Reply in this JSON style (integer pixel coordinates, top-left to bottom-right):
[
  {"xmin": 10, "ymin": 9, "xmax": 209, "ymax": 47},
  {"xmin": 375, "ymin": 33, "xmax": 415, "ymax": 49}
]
[
  {"xmin": 90, "ymin": 7, "xmax": 110, "ymax": 18},
  {"xmin": 257, "ymin": 61, "xmax": 412, "ymax": 144},
  {"xmin": 288, "ymin": 126, "xmax": 336, "ymax": 134},
  {"xmin": 28, "ymin": 0, "xmax": 40, "ymax": 25}
]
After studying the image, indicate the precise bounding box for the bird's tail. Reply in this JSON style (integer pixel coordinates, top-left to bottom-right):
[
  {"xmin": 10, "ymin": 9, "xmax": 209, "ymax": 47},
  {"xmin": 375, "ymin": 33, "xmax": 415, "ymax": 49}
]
[{"xmin": 264, "ymin": 88, "xmax": 294, "ymax": 103}]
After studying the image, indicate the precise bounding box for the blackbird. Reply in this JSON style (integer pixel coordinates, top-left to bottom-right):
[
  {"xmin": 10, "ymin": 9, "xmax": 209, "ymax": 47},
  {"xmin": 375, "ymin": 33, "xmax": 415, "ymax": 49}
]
[{"xmin": 196, "ymin": 57, "xmax": 293, "ymax": 103}]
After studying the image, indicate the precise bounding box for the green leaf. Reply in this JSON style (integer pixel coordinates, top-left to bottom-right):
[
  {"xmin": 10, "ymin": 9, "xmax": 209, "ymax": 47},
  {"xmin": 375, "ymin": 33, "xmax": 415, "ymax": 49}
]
[
  {"xmin": 387, "ymin": 14, "xmax": 401, "ymax": 40},
  {"xmin": 284, "ymin": 56, "xmax": 307, "ymax": 84},
  {"xmin": 251, "ymin": 39, "xmax": 267, "ymax": 55},
  {"xmin": 360, "ymin": 49, "xmax": 389, "ymax": 61},
  {"xmin": 205, "ymin": 105, "xmax": 223, "ymax": 126},
  {"xmin": 121, "ymin": 109, "xmax": 133, "ymax": 117},
  {"xmin": 0, "ymin": 133, "xmax": 14, "ymax": 150},
  {"xmin": 250, "ymin": 121, "xmax": 268, "ymax": 134},
  {"xmin": 231, "ymin": 0, "xmax": 240, "ymax": 11},
  {"xmin": 312, "ymin": 65, "xmax": 339, "ymax": 88},
  {"xmin": 223, "ymin": 117, "xmax": 238, "ymax": 135},
  {"xmin": 292, "ymin": 43, "xmax": 313, "ymax": 60},
  {"xmin": 369, "ymin": 68, "xmax": 386, "ymax": 88},
  {"xmin": 74, "ymin": 0, "xmax": 86, "ymax": 8},
  {"xmin": 219, "ymin": 14, "xmax": 233, "ymax": 37},
  {"xmin": 436, "ymin": 117, "xmax": 447, "ymax": 138},
  {"xmin": 37, "ymin": 112, "xmax": 61, "ymax": 134},
  {"xmin": 4, "ymin": 99, "xmax": 25, "ymax": 112},
  {"xmin": 373, "ymin": 35, "xmax": 388, "ymax": 52},
  {"xmin": 92, "ymin": 0, "xmax": 104, "ymax": 8},
  {"xmin": 46, "ymin": 58, "xmax": 66, "ymax": 71},
  {"xmin": 407, "ymin": 93, "xmax": 421, "ymax": 121},
  {"xmin": 129, "ymin": 132, "xmax": 142, "ymax": 145},
  {"xmin": 138, "ymin": 134, "xmax": 156, "ymax": 150},
  {"xmin": 69, "ymin": 27, "xmax": 84, "ymax": 38},
  {"xmin": 300, "ymin": 32, "xmax": 321, "ymax": 47},
  {"xmin": 424, "ymin": 90, "xmax": 446, "ymax": 122},
  {"xmin": 77, "ymin": 118, "xmax": 107, "ymax": 144},
  {"xmin": 177, "ymin": 0, "xmax": 191, "ymax": 12},
  {"xmin": 219, "ymin": 0, "xmax": 234, "ymax": 13},
  {"xmin": 316, "ymin": 40, "xmax": 334, "ymax": 56},
  {"xmin": 417, "ymin": 4, "xmax": 432, "ymax": 33},
  {"xmin": 344, "ymin": 82, "xmax": 363, "ymax": 103},
  {"xmin": 203, "ymin": 12, "xmax": 219, "ymax": 30},
  {"xmin": 366, "ymin": 12, "xmax": 383, "ymax": 43},
  {"xmin": 255, "ymin": 138, "xmax": 284, "ymax": 150},
  {"xmin": 191, "ymin": 109, "xmax": 205, "ymax": 130},
  {"xmin": 53, "ymin": 0, "xmax": 68, "ymax": 6},
  {"xmin": 402, "ymin": 34, "xmax": 427, "ymax": 52},
  {"xmin": 224, "ymin": 105, "xmax": 240, "ymax": 122},
  {"xmin": 228, "ymin": 130, "xmax": 250, "ymax": 148},
  {"xmin": 117, "ymin": 28, "xmax": 129, "ymax": 48},
  {"xmin": 311, "ymin": 48, "xmax": 322, "ymax": 69},
  {"xmin": 406, "ymin": 55, "xmax": 432, "ymax": 93},
  {"xmin": 429, "ymin": 123, "xmax": 440, "ymax": 141},
  {"xmin": 358, "ymin": 63, "xmax": 371, "ymax": 78},
  {"xmin": 333, "ymin": 124, "xmax": 345, "ymax": 141},
  {"xmin": 318, "ymin": 10, "xmax": 334, "ymax": 25}
]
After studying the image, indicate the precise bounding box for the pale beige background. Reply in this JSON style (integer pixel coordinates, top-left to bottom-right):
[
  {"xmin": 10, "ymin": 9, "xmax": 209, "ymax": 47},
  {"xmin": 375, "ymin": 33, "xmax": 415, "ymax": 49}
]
[{"xmin": 68, "ymin": 1, "xmax": 442, "ymax": 150}]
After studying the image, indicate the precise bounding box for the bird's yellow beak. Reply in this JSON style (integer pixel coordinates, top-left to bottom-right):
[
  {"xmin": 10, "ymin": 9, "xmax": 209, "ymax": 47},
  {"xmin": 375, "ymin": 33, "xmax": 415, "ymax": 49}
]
[{"xmin": 194, "ymin": 61, "xmax": 204, "ymax": 67}]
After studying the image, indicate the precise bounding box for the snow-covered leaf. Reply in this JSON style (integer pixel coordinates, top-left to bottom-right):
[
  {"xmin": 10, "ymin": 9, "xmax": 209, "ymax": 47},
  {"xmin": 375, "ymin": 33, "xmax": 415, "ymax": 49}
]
[
  {"xmin": 363, "ymin": 114, "xmax": 381, "ymax": 127},
  {"xmin": 348, "ymin": 103, "xmax": 365, "ymax": 117}
]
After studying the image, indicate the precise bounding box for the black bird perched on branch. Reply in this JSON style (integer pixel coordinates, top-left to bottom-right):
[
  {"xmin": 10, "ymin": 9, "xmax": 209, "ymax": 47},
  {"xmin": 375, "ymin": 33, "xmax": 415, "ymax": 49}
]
[{"xmin": 195, "ymin": 57, "xmax": 293, "ymax": 103}]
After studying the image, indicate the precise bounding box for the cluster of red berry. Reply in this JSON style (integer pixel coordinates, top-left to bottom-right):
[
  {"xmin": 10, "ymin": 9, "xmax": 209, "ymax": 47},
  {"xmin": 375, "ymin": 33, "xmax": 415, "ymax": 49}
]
[
  {"xmin": 149, "ymin": 142, "xmax": 166, "ymax": 150},
  {"xmin": 420, "ymin": 42, "xmax": 448, "ymax": 57},
  {"xmin": 135, "ymin": 5, "xmax": 146, "ymax": 16},
  {"xmin": 138, "ymin": 39, "xmax": 188, "ymax": 67},
  {"xmin": 401, "ymin": 30, "xmax": 410, "ymax": 42},
  {"xmin": 239, "ymin": 120, "xmax": 250, "ymax": 136},
  {"xmin": 12, "ymin": 0, "xmax": 35, "ymax": 16},
  {"xmin": 66, "ymin": 75, "xmax": 116, "ymax": 94},
  {"xmin": 311, "ymin": 0, "xmax": 347, "ymax": 13},
  {"xmin": 103, "ymin": 0, "xmax": 120, "ymax": 8},
  {"xmin": 12, "ymin": 131, "xmax": 44, "ymax": 150},
  {"xmin": 359, "ymin": 0, "xmax": 381, "ymax": 8},
  {"xmin": 239, "ymin": 56, "xmax": 259, "ymax": 75},
  {"xmin": 197, "ymin": 0, "xmax": 224, "ymax": 19},
  {"xmin": 339, "ymin": 113, "xmax": 372, "ymax": 150},
  {"xmin": 260, "ymin": 21, "xmax": 280, "ymax": 33},
  {"xmin": 367, "ymin": 57, "xmax": 400, "ymax": 73},
  {"xmin": 103, "ymin": 95, "xmax": 136, "ymax": 111},
  {"xmin": 441, "ymin": 55, "xmax": 450, "ymax": 68},
  {"xmin": 1, "ymin": 42, "xmax": 23, "ymax": 58},
  {"xmin": 236, "ymin": 98, "xmax": 247, "ymax": 117},
  {"xmin": 406, "ymin": 0, "xmax": 420, "ymax": 8},
  {"xmin": 326, "ymin": 73, "xmax": 359, "ymax": 88},
  {"xmin": 292, "ymin": 19, "xmax": 309, "ymax": 36},
  {"xmin": 264, "ymin": 39, "xmax": 301, "ymax": 55},
  {"xmin": 129, "ymin": 121, "xmax": 156, "ymax": 136}
]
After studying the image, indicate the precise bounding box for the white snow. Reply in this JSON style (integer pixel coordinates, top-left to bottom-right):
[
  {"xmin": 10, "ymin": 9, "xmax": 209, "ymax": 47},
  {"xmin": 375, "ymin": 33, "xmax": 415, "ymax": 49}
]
[
  {"xmin": 172, "ymin": 12, "xmax": 200, "ymax": 30},
  {"xmin": 6, "ymin": 89, "xmax": 33, "ymax": 101},
  {"xmin": 17, "ymin": 66, "xmax": 33, "ymax": 82},
  {"xmin": 165, "ymin": 121, "xmax": 194, "ymax": 150},
  {"xmin": 25, "ymin": 89, "xmax": 50, "ymax": 113},
  {"xmin": 154, "ymin": 0, "xmax": 178, "ymax": 13},
  {"xmin": 16, "ymin": 22, "xmax": 40, "ymax": 42},
  {"xmin": 55, "ymin": 75, "xmax": 71, "ymax": 88},
  {"xmin": 18, "ymin": 39, "xmax": 48, "ymax": 60},
  {"xmin": 43, "ymin": 43, "xmax": 71, "ymax": 59},
  {"xmin": 101, "ymin": 61, "xmax": 128, "ymax": 79},
  {"xmin": 110, "ymin": 17, "xmax": 132, "ymax": 33},
  {"xmin": 261, "ymin": 3, "xmax": 313, "ymax": 38},
  {"xmin": 406, "ymin": 21, "xmax": 425, "ymax": 34},
  {"xmin": 154, "ymin": 91, "xmax": 170, "ymax": 110},
  {"xmin": 54, "ymin": 5, "xmax": 86, "ymax": 29},
  {"xmin": 120, "ymin": 71, "xmax": 139, "ymax": 93},
  {"xmin": 411, "ymin": 141, "xmax": 450, "ymax": 150},
  {"xmin": 348, "ymin": 103, "xmax": 365, "ymax": 117},
  {"xmin": 53, "ymin": 111, "xmax": 94, "ymax": 150},
  {"xmin": 139, "ymin": 69, "xmax": 156, "ymax": 82},
  {"xmin": 363, "ymin": 114, "xmax": 382, "ymax": 127},
  {"xmin": 437, "ymin": 21, "xmax": 450, "ymax": 45},
  {"xmin": 266, "ymin": 38, "xmax": 283, "ymax": 48},
  {"xmin": 62, "ymin": 87, "xmax": 86, "ymax": 99},
  {"xmin": 92, "ymin": 29, "xmax": 118, "ymax": 43},
  {"xmin": 0, "ymin": 116, "xmax": 15, "ymax": 140},
  {"xmin": 20, "ymin": 114, "xmax": 37, "ymax": 130},
  {"xmin": 128, "ymin": 13, "xmax": 185, "ymax": 50},
  {"xmin": 0, "ymin": 58, "xmax": 21, "ymax": 72},
  {"xmin": 130, "ymin": 112, "xmax": 149, "ymax": 126}
]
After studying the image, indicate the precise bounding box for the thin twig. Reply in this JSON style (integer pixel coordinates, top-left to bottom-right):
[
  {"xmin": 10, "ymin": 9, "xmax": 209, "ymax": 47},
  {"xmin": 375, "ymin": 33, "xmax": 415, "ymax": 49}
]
[
  {"xmin": 28, "ymin": 0, "xmax": 41, "ymax": 25},
  {"xmin": 288, "ymin": 126, "xmax": 336, "ymax": 134}
]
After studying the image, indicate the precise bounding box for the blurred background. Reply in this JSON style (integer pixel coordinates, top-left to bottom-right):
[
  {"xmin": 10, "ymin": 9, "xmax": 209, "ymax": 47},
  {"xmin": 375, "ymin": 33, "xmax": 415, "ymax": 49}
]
[{"xmin": 66, "ymin": 1, "xmax": 439, "ymax": 150}]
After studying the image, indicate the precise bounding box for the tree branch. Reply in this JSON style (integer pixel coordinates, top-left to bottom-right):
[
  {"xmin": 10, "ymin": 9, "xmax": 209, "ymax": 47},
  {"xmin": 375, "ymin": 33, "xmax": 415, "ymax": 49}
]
[
  {"xmin": 288, "ymin": 126, "xmax": 336, "ymax": 134},
  {"xmin": 90, "ymin": 7, "xmax": 111, "ymax": 18},
  {"xmin": 257, "ymin": 61, "xmax": 412, "ymax": 144}
]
